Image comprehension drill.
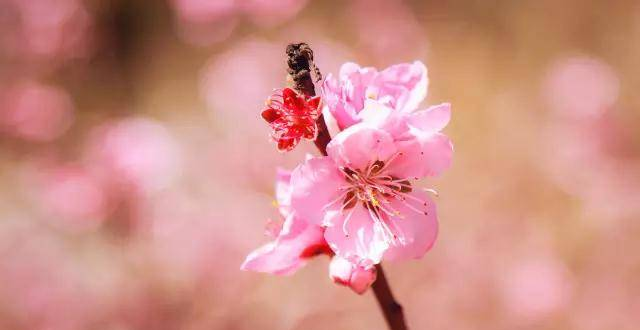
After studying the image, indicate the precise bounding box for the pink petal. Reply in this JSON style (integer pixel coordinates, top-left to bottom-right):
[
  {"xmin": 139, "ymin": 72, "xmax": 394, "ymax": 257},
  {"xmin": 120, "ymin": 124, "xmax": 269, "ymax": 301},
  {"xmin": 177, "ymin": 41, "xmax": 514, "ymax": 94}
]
[
  {"xmin": 327, "ymin": 125, "xmax": 397, "ymax": 171},
  {"xmin": 338, "ymin": 62, "xmax": 365, "ymax": 79},
  {"xmin": 323, "ymin": 205, "xmax": 389, "ymax": 264},
  {"xmin": 321, "ymin": 61, "xmax": 430, "ymax": 130},
  {"xmin": 418, "ymin": 133, "xmax": 454, "ymax": 177},
  {"xmin": 328, "ymin": 256, "xmax": 354, "ymax": 284},
  {"xmin": 339, "ymin": 63, "xmax": 378, "ymax": 90},
  {"xmin": 241, "ymin": 214, "xmax": 325, "ymax": 275},
  {"xmin": 349, "ymin": 264, "xmax": 377, "ymax": 294},
  {"xmin": 275, "ymin": 168, "xmax": 293, "ymax": 217},
  {"xmin": 376, "ymin": 61, "xmax": 428, "ymax": 112},
  {"xmin": 290, "ymin": 156, "xmax": 344, "ymax": 226},
  {"xmin": 383, "ymin": 191, "xmax": 438, "ymax": 261},
  {"xmin": 357, "ymin": 100, "xmax": 412, "ymax": 139},
  {"xmin": 329, "ymin": 256, "xmax": 377, "ymax": 294},
  {"xmin": 389, "ymin": 133, "xmax": 453, "ymax": 179},
  {"xmin": 356, "ymin": 99, "xmax": 393, "ymax": 125},
  {"xmin": 408, "ymin": 103, "xmax": 451, "ymax": 134},
  {"xmin": 322, "ymin": 74, "xmax": 360, "ymax": 129},
  {"xmin": 322, "ymin": 63, "xmax": 378, "ymax": 130}
]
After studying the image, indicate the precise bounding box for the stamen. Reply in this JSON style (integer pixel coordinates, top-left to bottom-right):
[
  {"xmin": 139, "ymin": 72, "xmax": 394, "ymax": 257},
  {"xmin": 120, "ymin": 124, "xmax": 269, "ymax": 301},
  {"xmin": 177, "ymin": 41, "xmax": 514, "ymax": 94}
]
[
  {"xmin": 383, "ymin": 215, "xmax": 406, "ymax": 245},
  {"xmin": 376, "ymin": 201, "xmax": 403, "ymax": 219},
  {"xmin": 369, "ymin": 191, "xmax": 380, "ymax": 207},
  {"xmin": 368, "ymin": 205, "xmax": 397, "ymax": 244},
  {"xmin": 367, "ymin": 160, "xmax": 385, "ymax": 176},
  {"xmin": 396, "ymin": 190, "xmax": 428, "ymax": 205},
  {"xmin": 374, "ymin": 152, "xmax": 403, "ymax": 174},
  {"xmin": 422, "ymin": 188, "xmax": 439, "ymax": 196},
  {"xmin": 323, "ymin": 187, "xmax": 352, "ymax": 210},
  {"xmin": 341, "ymin": 207, "xmax": 356, "ymax": 237},
  {"xmin": 336, "ymin": 159, "xmax": 436, "ymax": 244},
  {"xmin": 341, "ymin": 191, "xmax": 357, "ymax": 211},
  {"xmin": 394, "ymin": 195, "xmax": 429, "ymax": 215}
]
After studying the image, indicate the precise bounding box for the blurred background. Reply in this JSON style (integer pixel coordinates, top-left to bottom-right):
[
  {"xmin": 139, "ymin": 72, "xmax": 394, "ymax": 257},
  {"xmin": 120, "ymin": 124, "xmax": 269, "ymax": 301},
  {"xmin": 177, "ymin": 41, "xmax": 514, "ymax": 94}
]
[{"xmin": 0, "ymin": 0, "xmax": 639, "ymax": 329}]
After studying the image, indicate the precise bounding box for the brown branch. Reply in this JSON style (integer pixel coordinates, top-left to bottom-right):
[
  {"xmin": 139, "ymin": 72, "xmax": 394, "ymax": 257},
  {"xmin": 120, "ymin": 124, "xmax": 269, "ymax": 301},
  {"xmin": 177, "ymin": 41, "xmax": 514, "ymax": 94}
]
[
  {"xmin": 285, "ymin": 43, "xmax": 331, "ymax": 156},
  {"xmin": 372, "ymin": 264, "xmax": 408, "ymax": 330}
]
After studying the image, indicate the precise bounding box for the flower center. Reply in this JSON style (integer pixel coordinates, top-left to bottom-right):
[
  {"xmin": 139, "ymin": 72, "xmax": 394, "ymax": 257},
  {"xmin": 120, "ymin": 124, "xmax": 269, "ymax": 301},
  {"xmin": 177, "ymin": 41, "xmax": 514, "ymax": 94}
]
[
  {"xmin": 324, "ymin": 153, "xmax": 434, "ymax": 244},
  {"xmin": 339, "ymin": 161, "xmax": 412, "ymax": 213}
]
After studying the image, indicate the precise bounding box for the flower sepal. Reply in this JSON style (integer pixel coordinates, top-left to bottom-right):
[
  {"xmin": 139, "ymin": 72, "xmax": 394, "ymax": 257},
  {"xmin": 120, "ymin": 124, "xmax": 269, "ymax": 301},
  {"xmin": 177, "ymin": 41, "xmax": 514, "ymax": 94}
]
[{"xmin": 261, "ymin": 87, "xmax": 321, "ymax": 152}]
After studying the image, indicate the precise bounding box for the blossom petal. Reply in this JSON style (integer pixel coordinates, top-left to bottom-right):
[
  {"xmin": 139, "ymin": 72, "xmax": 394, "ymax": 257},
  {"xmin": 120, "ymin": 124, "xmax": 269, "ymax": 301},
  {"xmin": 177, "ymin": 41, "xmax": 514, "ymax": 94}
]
[
  {"xmin": 323, "ymin": 205, "xmax": 389, "ymax": 264},
  {"xmin": 322, "ymin": 74, "xmax": 360, "ymax": 130},
  {"xmin": 327, "ymin": 124, "xmax": 397, "ymax": 171},
  {"xmin": 408, "ymin": 103, "xmax": 451, "ymax": 134},
  {"xmin": 338, "ymin": 62, "xmax": 364, "ymax": 79},
  {"xmin": 329, "ymin": 256, "xmax": 377, "ymax": 294},
  {"xmin": 241, "ymin": 215, "xmax": 325, "ymax": 275},
  {"xmin": 356, "ymin": 99, "xmax": 393, "ymax": 125},
  {"xmin": 383, "ymin": 191, "xmax": 438, "ymax": 261},
  {"xmin": 348, "ymin": 263, "xmax": 377, "ymax": 294},
  {"xmin": 322, "ymin": 61, "xmax": 430, "ymax": 130},
  {"xmin": 322, "ymin": 63, "xmax": 378, "ymax": 130},
  {"xmin": 339, "ymin": 63, "xmax": 378, "ymax": 91},
  {"xmin": 357, "ymin": 100, "xmax": 410, "ymax": 138},
  {"xmin": 376, "ymin": 61, "xmax": 428, "ymax": 112},
  {"xmin": 290, "ymin": 156, "xmax": 344, "ymax": 226},
  {"xmin": 275, "ymin": 168, "xmax": 292, "ymax": 217},
  {"xmin": 416, "ymin": 133, "xmax": 454, "ymax": 177},
  {"xmin": 261, "ymin": 107, "xmax": 281, "ymax": 123},
  {"xmin": 389, "ymin": 133, "xmax": 453, "ymax": 179},
  {"xmin": 282, "ymin": 87, "xmax": 302, "ymax": 109},
  {"xmin": 277, "ymin": 137, "xmax": 299, "ymax": 152}
]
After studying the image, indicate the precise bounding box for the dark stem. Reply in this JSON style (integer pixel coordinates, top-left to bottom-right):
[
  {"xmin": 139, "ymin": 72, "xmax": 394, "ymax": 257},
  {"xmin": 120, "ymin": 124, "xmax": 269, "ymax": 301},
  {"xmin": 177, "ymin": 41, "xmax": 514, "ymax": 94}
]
[
  {"xmin": 286, "ymin": 43, "xmax": 408, "ymax": 330},
  {"xmin": 372, "ymin": 264, "xmax": 408, "ymax": 330},
  {"xmin": 286, "ymin": 43, "xmax": 330, "ymax": 156}
]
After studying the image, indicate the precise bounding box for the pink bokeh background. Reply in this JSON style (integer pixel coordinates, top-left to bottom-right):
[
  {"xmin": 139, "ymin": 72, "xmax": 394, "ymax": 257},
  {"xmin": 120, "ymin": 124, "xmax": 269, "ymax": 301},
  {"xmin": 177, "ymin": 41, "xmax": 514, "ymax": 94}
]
[{"xmin": 1, "ymin": 1, "xmax": 639, "ymax": 329}]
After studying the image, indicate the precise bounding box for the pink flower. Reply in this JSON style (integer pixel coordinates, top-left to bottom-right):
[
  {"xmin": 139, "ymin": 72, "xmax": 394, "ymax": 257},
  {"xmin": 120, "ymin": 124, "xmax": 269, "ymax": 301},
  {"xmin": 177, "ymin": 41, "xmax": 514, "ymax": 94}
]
[
  {"xmin": 242, "ymin": 169, "xmax": 378, "ymax": 294},
  {"xmin": 241, "ymin": 169, "xmax": 331, "ymax": 275},
  {"xmin": 322, "ymin": 61, "xmax": 428, "ymax": 130},
  {"xmin": 241, "ymin": 215, "xmax": 331, "ymax": 275},
  {"xmin": 329, "ymin": 256, "xmax": 377, "ymax": 294},
  {"xmin": 261, "ymin": 88, "xmax": 321, "ymax": 152},
  {"xmin": 289, "ymin": 100, "xmax": 452, "ymax": 265}
]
